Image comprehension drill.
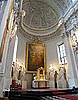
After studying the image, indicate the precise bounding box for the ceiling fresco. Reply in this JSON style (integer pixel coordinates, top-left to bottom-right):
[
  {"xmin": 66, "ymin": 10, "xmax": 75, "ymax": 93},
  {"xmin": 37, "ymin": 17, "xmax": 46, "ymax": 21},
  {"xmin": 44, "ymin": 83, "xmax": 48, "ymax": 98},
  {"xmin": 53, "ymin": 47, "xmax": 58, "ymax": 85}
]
[{"xmin": 19, "ymin": 0, "xmax": 73, "ymax": 39}]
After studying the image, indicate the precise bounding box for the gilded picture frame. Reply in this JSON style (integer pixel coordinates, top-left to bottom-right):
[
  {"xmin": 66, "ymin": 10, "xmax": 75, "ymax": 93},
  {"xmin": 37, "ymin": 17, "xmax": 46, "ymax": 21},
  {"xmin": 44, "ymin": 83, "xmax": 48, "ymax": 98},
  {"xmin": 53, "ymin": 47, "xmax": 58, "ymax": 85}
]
[{"xmin": 26, "ymin": 41, "xmax": 46, "ymax": 73}]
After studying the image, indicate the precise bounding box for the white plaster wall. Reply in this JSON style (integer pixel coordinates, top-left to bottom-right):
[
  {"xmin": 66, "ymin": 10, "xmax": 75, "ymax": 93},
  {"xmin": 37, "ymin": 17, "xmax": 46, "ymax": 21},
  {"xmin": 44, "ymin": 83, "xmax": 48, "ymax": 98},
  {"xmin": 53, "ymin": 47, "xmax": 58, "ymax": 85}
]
[
  {"xmin": 0, "ymin": 0, "xmax": 12, "ymax": 45},
  {"xmin": 45, "ymin": 36, "xmax": 64, "ymax": 88},
  {"xmin": 16, "ymin": 32, "xmax": 30, "ymax": 65},
  {"xmin": 16, "ymin": 32, "xmax": 33, "ymax": 88},
  {"xmin": 46, "ymin": 37, "xmax": 62, "ymax": 71}
]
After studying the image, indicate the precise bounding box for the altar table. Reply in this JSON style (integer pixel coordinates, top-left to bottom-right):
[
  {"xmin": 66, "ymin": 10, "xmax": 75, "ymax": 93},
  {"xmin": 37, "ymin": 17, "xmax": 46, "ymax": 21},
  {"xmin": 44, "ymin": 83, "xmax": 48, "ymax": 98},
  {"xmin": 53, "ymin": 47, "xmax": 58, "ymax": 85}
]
[{"xmin": 32, "ymin": 80, "xmax": 49, "ymax": 88}]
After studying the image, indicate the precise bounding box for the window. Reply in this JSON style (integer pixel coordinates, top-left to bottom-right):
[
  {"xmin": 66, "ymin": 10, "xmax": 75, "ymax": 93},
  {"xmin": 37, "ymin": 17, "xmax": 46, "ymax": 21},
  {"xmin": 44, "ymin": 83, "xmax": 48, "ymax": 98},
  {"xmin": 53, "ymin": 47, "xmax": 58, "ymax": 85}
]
[{"xmin": 57, "ymin": 43, "xmax": 67, "ymax": 65}]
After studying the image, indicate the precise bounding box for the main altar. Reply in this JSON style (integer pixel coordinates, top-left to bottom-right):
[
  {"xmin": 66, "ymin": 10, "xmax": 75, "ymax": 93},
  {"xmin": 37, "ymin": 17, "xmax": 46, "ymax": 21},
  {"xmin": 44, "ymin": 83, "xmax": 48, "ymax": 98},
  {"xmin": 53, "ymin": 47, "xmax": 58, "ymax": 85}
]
[
  {"xmin": 32, "ymin": 80, "xmax": 49, "ymax": 88},
  {"xmin": 32, "ymin": 67, "xmax": 49, "ymax": 88}
]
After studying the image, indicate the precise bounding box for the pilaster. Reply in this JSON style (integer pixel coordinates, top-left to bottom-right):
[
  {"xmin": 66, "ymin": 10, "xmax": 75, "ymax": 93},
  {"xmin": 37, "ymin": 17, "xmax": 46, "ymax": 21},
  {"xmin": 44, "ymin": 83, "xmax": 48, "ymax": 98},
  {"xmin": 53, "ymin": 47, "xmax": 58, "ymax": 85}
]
[{"xmin": 64, "ymin": 31, "xmax": 78, "ymax": 87}]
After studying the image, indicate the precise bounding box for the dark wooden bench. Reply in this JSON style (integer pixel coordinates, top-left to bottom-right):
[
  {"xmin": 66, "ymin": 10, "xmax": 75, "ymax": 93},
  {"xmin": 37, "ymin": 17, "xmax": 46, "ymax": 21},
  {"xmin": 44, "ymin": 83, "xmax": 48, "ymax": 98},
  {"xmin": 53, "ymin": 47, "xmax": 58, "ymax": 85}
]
[{"xmin": 0, "ymin": 97, "xmax": 9, "ymax": 100}]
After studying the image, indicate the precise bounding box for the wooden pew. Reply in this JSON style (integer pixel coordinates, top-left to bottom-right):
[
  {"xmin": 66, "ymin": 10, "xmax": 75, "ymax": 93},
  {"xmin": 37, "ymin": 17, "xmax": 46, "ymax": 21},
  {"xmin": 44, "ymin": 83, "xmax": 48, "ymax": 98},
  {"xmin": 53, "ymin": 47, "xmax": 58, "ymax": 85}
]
[{"xmin": 0, "ymin": 97, "xmax": 9, "ymax": 100}]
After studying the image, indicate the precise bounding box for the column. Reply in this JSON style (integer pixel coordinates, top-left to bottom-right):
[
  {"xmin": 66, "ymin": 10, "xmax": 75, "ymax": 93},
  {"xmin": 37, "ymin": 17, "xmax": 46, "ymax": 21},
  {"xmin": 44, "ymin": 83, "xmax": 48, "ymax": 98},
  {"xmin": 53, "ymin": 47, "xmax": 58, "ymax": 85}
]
[{"xmin": 63, "ymin": 31, "xmax": 78, "ymax": 87}]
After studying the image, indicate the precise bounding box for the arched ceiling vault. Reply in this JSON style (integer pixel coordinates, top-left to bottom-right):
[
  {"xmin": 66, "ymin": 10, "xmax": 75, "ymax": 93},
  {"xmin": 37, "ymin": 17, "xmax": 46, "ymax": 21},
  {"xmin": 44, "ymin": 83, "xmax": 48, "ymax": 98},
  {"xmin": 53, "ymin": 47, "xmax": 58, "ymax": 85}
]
[{"xmin": 19, "ymin": 0, "xmax": 73, "ymax": 38}]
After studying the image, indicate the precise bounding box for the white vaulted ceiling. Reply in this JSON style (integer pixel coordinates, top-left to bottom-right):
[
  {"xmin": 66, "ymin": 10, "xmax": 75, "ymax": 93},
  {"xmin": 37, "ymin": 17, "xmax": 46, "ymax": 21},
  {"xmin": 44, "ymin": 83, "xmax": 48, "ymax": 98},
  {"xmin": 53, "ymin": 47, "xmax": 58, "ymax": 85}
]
[{"xmin": 20, "ymin": 0, "xmax": 73, "ymax": 39}]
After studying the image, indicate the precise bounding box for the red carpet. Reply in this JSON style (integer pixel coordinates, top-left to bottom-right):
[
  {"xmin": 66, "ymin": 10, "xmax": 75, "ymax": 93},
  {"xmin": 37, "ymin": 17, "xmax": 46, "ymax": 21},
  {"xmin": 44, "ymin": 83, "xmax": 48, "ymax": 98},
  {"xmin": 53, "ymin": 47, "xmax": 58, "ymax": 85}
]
[
  {"xmin": 9, "ymin": 88, "xmax": 78, "ymax": 100},
  {"xmin": 58, "ymin": 94, "xmax": 78, "ymax": 100}
]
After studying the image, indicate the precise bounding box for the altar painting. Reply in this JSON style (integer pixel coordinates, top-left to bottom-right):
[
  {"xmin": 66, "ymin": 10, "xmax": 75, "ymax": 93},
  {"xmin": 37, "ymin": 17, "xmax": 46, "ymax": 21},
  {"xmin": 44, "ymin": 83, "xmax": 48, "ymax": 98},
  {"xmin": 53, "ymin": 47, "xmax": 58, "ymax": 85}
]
[{"xmin": 26, "ymin": 42, "xmax": 46, "ymax": 73}]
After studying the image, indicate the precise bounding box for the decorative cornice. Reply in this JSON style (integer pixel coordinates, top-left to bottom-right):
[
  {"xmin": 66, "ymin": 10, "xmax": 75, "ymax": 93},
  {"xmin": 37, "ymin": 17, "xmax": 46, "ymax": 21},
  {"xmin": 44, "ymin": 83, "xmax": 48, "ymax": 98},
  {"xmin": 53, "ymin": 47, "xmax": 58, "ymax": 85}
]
[
  {"xmin": 64, "ymin": 6, "xmax": 78, "ymax": 32},
  {"xmin": 19, "ymin": 22, "xmax": 64, "ymax": 42},
  {"xmin": 19, "ymin": 9, "xmax": 64, "ymax": 36}
]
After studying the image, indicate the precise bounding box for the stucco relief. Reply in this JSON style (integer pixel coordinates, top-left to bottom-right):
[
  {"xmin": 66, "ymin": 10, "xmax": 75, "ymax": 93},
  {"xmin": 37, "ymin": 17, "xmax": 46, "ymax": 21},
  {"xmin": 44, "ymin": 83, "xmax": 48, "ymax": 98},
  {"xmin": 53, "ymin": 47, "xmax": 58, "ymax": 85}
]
[
  {"xmin": 54, "ymin": 0, "xmax": 72, "ymax": 14},
  {"xmin": 23, "ymin": 0, "xmax": 59, "ymax": 29}
]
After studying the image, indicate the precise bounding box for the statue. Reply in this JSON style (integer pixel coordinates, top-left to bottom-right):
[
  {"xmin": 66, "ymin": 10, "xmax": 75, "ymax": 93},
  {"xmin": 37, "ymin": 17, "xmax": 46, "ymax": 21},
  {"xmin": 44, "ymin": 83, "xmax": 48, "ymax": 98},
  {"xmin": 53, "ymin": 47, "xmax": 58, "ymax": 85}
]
[
  {"xmin": 54, "ymin": 71, "xmax": 58, "ymax": 88},
  {"xmin": 58, "ymin": 67, "xmax": 69, "ymax": 88},
  {"xmin": 18, "ymin": 70, "xmax": 22, "ymax": 80},
  {"xmin": 12, "ymin": 62, "xmax": 19, "ymax": 80}
]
